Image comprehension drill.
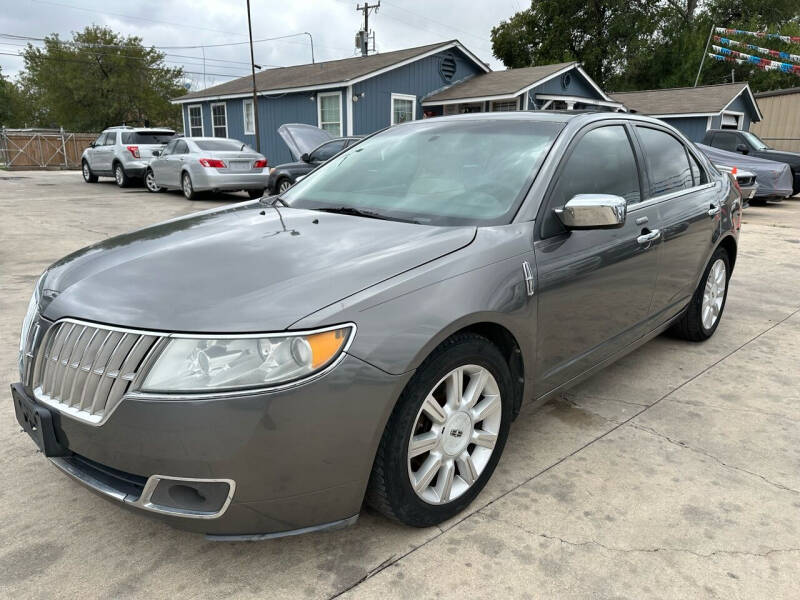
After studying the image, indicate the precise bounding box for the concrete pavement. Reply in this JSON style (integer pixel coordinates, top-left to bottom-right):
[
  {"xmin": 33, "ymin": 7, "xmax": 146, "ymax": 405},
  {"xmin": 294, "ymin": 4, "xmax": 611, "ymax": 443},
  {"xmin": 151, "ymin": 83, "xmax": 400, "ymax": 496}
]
[{"xmin": 1, "ymin": 170, "xmax": 798, "ymax": 599}]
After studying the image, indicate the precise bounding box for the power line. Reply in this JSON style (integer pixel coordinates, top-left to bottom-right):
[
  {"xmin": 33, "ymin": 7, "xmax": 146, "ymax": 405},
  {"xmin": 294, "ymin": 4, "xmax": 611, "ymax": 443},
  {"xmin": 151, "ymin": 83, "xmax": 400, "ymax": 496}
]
[{"xmin": 0, "ymin": 51, "xmax": 242, "ymax": 78}]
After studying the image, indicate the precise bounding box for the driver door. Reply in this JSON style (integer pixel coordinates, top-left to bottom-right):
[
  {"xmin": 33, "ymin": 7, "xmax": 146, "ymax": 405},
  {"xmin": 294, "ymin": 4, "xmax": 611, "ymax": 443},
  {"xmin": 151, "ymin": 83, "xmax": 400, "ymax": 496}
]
[{"xmin": 533, "ymin": 123, "xmax": 661, "ymax": 395}]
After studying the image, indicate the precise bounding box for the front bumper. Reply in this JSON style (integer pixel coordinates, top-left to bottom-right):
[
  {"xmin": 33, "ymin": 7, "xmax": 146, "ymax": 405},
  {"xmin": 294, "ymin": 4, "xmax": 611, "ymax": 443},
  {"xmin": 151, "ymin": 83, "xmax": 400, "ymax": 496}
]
[
  {"xmin": 11, "ymin": 354, "xmax": 411, "ymax": 536},
  {"xmin": 191, "ymin": 169, "xmax": 269, "ymax": 192}
]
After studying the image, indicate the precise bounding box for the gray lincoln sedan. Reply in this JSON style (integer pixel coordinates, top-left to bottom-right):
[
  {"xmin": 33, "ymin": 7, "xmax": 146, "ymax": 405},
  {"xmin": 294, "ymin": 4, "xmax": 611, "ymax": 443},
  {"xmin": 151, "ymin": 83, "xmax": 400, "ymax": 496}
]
[{"xmin": 12, "ymin": 112, "xmax": 740, "ymax": 539}]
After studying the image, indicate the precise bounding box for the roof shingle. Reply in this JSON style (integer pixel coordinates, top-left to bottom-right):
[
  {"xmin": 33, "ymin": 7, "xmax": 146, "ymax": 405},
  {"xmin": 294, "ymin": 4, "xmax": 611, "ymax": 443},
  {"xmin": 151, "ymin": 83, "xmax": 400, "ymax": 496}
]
[
  {"xmin": 175, "ymin": 41, "xmax": 463, "ymax": 101},
  {"xmin": 423, "ymin": 62, "xmax": 575, "ymax": 103},
  {"xmin": 610, "ymin": 83, "xmax": 748, "ymax": 115}
]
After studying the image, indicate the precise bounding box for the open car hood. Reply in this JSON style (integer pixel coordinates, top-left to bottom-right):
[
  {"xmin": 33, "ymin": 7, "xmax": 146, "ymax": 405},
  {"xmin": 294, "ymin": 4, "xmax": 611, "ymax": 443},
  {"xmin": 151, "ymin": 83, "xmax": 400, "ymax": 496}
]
[{"xmin": 277, "ymin": 123, "xmax": 332, "ymax": 161}]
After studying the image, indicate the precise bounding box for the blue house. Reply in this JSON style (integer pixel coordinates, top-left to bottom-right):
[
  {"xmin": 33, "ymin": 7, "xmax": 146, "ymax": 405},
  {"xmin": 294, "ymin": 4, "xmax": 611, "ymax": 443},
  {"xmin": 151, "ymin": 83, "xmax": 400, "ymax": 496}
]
[
  {"xmin": 173, "ymin": 41, "xmax": 490, "ymax": 164},
  {"xmin": 172, "ymin": 41, "xmax": 623, "ymax": 164},
  {"xmin": 610, "ymin": 83, "xmax": 763, "ymax": 142}
]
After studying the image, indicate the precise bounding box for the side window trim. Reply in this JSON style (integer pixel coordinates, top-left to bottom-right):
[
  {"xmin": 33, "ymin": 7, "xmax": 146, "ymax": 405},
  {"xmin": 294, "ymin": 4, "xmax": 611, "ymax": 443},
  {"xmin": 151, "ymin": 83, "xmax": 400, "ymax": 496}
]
[{"xmin": 535, "ymin": 120, "xmax": 642, "ymax": 240}]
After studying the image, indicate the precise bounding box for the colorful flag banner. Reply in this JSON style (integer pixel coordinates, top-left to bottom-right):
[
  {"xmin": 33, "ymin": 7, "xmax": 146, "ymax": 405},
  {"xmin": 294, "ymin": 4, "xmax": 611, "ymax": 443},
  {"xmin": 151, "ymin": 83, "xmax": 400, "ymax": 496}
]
[
  {"xmin": 714, "ymin": 35, "xmax": 800, "ymax": 64},
  {"xmin": 711, "ymin": 44, "xmax": 800, "ymax": 74},
  {"xmin": 715, "ymin": 27, "xmax": 800, "ymax": 45},
  {"xmin": 708, "ymin": 53, "xmax": 782, "ymax": 73}
]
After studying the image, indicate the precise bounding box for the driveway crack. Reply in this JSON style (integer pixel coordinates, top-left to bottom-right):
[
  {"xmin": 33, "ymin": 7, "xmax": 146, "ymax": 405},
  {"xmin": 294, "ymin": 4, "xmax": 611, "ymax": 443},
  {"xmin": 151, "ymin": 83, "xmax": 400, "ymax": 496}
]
[
  {"xmin": 480, "ymin": 512, "xmax": 800, "ymax": 559},
  {"xmin": 628, "ymin": 422, "xmax": 800, "ymax": 495}
]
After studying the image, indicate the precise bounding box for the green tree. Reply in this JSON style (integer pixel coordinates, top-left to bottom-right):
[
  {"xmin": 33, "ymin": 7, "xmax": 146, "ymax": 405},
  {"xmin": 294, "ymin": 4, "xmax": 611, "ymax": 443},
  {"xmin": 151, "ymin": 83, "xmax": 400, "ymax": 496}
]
[
  {"xmin": 0, "ymin": 67, "xmax": 11, "ymax": 126},
  {"xmin": 490, "ymin": 1, "xmax": 663, "ymax": 88},
  {"xmin": 18, "ymin": 25, "xmax": 185, "ymax": 131},
  {"xmin": 491, "ymin": 1, "xmax": 800, "ymax": 93}
]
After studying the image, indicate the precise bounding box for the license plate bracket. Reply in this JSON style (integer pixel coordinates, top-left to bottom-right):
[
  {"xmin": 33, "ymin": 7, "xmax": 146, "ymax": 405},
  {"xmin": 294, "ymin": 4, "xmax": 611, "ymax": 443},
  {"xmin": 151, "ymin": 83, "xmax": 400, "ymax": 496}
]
[{"xmin": 11, "ymin": 384, "xmax": 70, "ymax": 457}]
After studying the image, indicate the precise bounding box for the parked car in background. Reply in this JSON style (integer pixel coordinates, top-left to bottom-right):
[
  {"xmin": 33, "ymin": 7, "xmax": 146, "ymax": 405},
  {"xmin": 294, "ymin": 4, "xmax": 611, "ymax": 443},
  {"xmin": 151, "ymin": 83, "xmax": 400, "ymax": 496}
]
[
  {"xmin": 701, "ymin": 129, "xmax": 800, "ymax": 195},
  {"xmin": 144, "ymin": 137, "xmax": 268, "ymax": 200},
  {"xmin": 716, "ymin": 165, "xmax": 757, "ymax": 204},
  {"xmin": 696, "ymin": 143, "xmax": 793, "ymax": 204},
  {"xmin": 13, "ymin": 112, "xmax": 739, "ymax": 538},
  {"xmin": 267, "ymin": 123, "xmax": 361, "ymax": 194},
  {"xmin": 82, "ymin": 126, "xmax": 175, "ymax": 187}
]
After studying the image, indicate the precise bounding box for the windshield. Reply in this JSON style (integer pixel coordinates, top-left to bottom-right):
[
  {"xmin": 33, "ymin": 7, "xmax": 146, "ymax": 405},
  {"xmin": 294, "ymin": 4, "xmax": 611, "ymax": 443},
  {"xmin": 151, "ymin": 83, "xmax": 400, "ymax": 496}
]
[
  {"xmin": 740, "ymin": 131, "xmax": 770, "ymax": 150},
  {"xmin": 281, "ymin": 119, "xmax": 564, "ymax": 226},
  {"xmin": 121, "ymin": 131, "xmax": 174, "ymax": 144},
  {"xmin": 194, "ymin": 139, "xmax": 253, "ymax": 151}
]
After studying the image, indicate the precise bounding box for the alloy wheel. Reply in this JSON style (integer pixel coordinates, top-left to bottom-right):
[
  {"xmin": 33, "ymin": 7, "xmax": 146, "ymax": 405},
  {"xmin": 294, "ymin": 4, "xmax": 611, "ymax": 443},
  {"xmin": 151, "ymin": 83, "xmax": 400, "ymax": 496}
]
[
  {"xmin": 82, "ymin": 163, "xmax": 90, "ymax": 180},
  {"xmin": 701, "ymin": 258, "xmax": 726, "ymax": 330},
  {"xmin": 278, "ymin": 180, "xmax": 292, "ymax": 193},
  {"xmin": 115, "ymin": 166, "xmax": 123, "ymax": 185},
  {"xmin": 145, "ymin": 171, "xmax": 159, "ymax": 192},
  {"xmin": 182, "ymin": 174, "xmax": 192, "ymax": 198},
  {"xmin": 407, "ymin": 365, "xmax": 501, "ymax": 505}
]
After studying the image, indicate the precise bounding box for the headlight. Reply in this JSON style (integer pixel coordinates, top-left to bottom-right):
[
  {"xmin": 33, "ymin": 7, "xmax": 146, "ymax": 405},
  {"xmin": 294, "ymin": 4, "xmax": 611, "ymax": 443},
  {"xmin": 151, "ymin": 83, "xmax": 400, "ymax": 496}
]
[
  {"xmin": 18, "ymin": 274, "xmax": 43, "ymax": 379},
  {"xmin": 140, "ymin": 325, "xmax": 354, "ymax": 393}
]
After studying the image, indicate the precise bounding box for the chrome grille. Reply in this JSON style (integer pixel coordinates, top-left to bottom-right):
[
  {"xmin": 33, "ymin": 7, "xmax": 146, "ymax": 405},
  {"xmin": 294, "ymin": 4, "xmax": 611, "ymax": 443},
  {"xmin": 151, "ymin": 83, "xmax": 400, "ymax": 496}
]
[{"xmin": 33, "ymin": 320, "xmax": 161, "ymax": 425}]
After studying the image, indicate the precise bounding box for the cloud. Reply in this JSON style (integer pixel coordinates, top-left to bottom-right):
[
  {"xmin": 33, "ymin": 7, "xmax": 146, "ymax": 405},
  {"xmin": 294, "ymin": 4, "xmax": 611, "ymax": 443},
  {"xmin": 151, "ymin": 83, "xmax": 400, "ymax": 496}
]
[{"xmin": 0, "ymin": 0, "xmax": 517, "ymax": 86}]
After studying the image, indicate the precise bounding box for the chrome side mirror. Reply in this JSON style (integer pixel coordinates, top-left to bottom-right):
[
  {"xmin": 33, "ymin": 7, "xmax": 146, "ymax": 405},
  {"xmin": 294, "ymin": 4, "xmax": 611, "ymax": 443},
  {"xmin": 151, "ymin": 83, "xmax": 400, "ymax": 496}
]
[{"xmin": 555, "ymin": 194, "xmax": 627, "ymax": 229}]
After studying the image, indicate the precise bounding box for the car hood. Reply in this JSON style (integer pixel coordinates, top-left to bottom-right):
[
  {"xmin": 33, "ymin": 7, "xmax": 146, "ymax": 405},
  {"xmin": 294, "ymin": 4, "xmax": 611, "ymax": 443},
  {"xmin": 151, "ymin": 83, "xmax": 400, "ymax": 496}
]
[
  {"xmin": 39, "ymin": 202, "xmax": 476, "ymax": 332},
  {"xmin": 277, "ymin": 123, "xmax": 332, "ymax": 161},
  {"xmin": 758, "ymin": 149, "xmax": 800, "ymax": 168}
]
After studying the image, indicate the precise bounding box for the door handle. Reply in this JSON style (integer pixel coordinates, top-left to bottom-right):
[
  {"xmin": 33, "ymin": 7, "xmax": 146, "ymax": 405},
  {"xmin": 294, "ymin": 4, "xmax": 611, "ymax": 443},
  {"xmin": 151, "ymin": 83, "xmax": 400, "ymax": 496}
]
[
  {"xmin": 708, "ymin": 204, "xmax": 721, "ymax": 217},
  {"xmin": 637, "ymin": 228, "xmax": 661, "ymax": 245}
]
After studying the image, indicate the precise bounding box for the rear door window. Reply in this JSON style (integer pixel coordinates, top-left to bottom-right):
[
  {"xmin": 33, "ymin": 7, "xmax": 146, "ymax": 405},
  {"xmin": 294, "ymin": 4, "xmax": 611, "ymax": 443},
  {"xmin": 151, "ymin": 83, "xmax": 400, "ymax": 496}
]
[
  {"xmin": 541, "ymin": 125, "xmax": 641, "ymax": 238},
  {"xmin": 173, "ymin": 140, "xmax": 189, "ymax": 154},
  {"xmin": 635, "ymin": 127, "xmax": 693, "ymax": 197}
]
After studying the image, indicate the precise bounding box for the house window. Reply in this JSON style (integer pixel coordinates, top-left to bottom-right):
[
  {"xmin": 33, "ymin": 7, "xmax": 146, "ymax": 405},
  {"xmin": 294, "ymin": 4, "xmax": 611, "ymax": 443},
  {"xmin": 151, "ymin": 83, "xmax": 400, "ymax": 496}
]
[
  {"xmin": 211, "ymin": 102, "xmax": 228, "ymax": 138},
  {"xmin": 188, "ymin": 105, "xmax": 203, "ymax": 137},
  {"xmin": 490, "ymin": 99, "xmax": 518, "ymax": 112},
  {"xmin": 391, "ymin": 94, "xmax": 416, "ymax": 125},
  {"xmin": 317, "ymin": 92, "xmax": 342, "ymax": 136},
  {"xmin": 720, "ymin": 112, "xmax": 741, "ymax": 130},
  {"xmin": 243, "ymin": 99, "xmax": 255, "ymax": 135}
]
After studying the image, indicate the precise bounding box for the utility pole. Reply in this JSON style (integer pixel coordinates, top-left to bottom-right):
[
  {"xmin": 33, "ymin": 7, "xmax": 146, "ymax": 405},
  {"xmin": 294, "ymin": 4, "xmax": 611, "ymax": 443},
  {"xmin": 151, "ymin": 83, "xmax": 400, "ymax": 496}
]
[
  {"xmin": 356, "ymin": 2, "xmax": 380, "ymax": 57},
  {"xmin": 246, "ymin": 0, "xmax": 261, "ymax": 153}
]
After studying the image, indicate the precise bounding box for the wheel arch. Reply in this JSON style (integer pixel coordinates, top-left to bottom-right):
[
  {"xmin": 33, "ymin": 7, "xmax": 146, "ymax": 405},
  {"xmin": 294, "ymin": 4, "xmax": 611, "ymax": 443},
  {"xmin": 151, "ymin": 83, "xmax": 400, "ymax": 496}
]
[
  {"xmin": 717, "ymin": 234, "xmax": 737, "ymax": 274},
  {"xmin": 396, "ymin": 316, "xmax": 527, "ymax": 420}
]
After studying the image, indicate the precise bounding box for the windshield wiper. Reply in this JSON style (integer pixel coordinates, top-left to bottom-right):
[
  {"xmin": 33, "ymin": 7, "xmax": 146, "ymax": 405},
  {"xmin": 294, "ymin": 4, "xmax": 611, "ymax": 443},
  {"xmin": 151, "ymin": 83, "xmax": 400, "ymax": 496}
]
[{"xmin": 314, "ymin": 206, "xmax": 419, "ymax": 224}]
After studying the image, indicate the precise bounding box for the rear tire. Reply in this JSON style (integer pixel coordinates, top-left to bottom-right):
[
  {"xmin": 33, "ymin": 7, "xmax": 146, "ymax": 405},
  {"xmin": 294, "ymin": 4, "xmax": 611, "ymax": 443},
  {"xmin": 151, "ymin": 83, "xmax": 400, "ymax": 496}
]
[
  {"xmin": 277, "ymin": 178, "xmax": 293, "ymax": 194},
  {"xmin": 247, "ymin": 189, "xmax": 265, "ymax": 199},
  {"xmin": 670, "ymin": 247, "xmax": 730, "ymax": 342},
  {"xmin": 181, "ymin": 172, "xmax": 197, "ymax": 200},
  {"xmin": 114, "ymin": 163, "xmax": 130, "ymax": 188},
  {"xmin": 82, "ymin": 160, "xmax": 98, "ymax": 183},
  {"xmin": 366, "ymin": 333, "xmax": 513, "ymax": 527}
]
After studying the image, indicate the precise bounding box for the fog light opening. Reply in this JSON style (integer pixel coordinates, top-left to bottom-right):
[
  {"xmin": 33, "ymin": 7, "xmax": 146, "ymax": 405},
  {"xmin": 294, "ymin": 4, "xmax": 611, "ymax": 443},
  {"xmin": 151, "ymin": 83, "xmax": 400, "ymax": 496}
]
[{"xmin": 168, "ymin": 484, "xmax": 207, "ymax": 508}]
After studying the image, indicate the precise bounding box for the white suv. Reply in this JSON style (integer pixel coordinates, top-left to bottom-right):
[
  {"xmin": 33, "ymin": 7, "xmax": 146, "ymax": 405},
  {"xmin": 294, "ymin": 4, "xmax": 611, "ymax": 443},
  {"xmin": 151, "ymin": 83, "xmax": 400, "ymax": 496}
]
[{"xmin": 81, "ymin": 126, "xmax": 175, "ymax": 187}]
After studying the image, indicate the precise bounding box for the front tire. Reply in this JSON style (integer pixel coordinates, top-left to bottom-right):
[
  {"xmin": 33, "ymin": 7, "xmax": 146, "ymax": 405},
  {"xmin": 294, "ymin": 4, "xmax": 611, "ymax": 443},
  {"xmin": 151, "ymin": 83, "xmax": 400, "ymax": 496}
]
[
  {"xmin": 367, "ymin": 333, "xmax": 513, "ymax": 527},
  {"xmin": 114, "ymin": 163, "xmax": 130, "ymax": 188},
  {"xmin": 82, "ymin": 160, "xmax": 98, "ymax": 183},
  {"xmin": 671, "ymin": 247, "xmax": 730, "ymax": 341},
  {"xmin": 181, "ymin": 172, "xmax": 197, "ymax": 200},
  {"xmin": 144, "ymin": 169, "xmax": 163, "ymax": 193}
]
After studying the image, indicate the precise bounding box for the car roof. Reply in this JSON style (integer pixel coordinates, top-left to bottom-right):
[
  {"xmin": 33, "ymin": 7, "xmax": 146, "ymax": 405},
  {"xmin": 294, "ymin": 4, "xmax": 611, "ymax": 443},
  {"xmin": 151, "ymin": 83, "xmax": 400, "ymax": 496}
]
[
  {"xmin": 411, "ymin": 110, "xmax": 669, "ymax": 127},
  {"xmin": 103, "ymin": 127, "xmax": 174, "ymax": 132}
]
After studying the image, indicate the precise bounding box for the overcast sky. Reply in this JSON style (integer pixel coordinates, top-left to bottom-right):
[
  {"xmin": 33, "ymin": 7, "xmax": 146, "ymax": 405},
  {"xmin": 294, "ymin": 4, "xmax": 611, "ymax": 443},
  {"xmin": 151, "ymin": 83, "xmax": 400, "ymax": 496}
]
[{"xmin": 0, "ymin": 0, "xmax": 521, "ymax": 88}]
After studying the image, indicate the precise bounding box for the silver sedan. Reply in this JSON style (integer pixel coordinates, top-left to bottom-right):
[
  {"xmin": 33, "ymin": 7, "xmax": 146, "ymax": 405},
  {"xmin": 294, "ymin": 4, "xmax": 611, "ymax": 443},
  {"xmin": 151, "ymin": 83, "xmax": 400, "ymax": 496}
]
[{"xmin": 145, "ymin": 137, "xmax": 269, "ymax": 199}]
